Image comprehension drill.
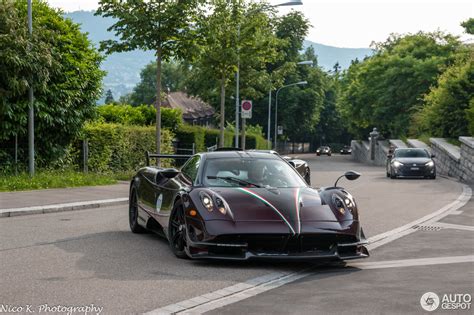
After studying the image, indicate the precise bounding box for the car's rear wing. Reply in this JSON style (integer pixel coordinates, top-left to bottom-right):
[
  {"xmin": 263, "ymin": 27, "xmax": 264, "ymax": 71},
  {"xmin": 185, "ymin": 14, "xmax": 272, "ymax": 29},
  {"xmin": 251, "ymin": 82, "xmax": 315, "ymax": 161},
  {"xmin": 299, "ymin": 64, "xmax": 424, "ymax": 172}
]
[{"xmin": 145, "ymin": 151, "xmax": 193, "ymax": 166}]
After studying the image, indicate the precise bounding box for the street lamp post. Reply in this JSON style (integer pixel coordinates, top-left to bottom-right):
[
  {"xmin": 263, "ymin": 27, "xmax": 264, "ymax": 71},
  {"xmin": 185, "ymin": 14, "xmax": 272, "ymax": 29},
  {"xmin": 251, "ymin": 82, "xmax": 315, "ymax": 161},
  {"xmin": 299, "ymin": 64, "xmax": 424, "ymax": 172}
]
[
  {"xmin": 274, "ymin": 81, "xmax": 307, "ymax": 150},
  {"xmin": 267, "ymin": 60, "xmax": 313, "ymax": 148},
  {"xmin": 235, "ymin": 0, "xmax": 303, "ymax": 148},
  {"xmin": 27, "ymin": 0, "xmax": 34, "ymax": 176}
]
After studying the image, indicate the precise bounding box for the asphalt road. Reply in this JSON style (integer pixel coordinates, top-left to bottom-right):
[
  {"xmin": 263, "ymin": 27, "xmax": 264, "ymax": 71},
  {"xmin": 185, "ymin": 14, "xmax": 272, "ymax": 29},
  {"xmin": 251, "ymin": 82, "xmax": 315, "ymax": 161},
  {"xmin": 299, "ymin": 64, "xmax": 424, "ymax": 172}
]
[{"xmin": 0, "ymin": 155, "xmax": 467, "ymax": 314}]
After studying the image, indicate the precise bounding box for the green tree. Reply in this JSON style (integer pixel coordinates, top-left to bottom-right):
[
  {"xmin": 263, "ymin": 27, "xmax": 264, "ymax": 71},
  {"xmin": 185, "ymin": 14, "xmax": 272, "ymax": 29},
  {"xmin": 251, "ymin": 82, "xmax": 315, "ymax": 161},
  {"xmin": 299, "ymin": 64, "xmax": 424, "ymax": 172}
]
[
  {"xmin": 193, "ymin": 0, "xmax": 279, "ymax": 147},
  {"xmin": 277, "ymin": 47, "xmax": 325, "ymax": 144},
  {"xmin": 246, "ymin": 11, "xmax": 311, "ymax": 141},
  {"xmin": 96, "ymin": 0, "xmax": 201, "ymax": 155},
  {"xmin": 104, "ymin": 89, "xmax": 114, "ymax": 104},
  {"xmin": 128, "ymin": 60, "xmax": 189, "ymax": 106},
  {"xmin": 413, "ymin": 51, "xmax": 473, "ymax": 137},
  {"xmin": 0, "ymin": 0, "xmax": 104, "ymax": 166},
  {"xmin": 461, "ymin": 18, "xmax": 474, "ymax": 34},
  {"xmin": 338, "ymin": 32, "xmax": 462, "ymax": 138}
]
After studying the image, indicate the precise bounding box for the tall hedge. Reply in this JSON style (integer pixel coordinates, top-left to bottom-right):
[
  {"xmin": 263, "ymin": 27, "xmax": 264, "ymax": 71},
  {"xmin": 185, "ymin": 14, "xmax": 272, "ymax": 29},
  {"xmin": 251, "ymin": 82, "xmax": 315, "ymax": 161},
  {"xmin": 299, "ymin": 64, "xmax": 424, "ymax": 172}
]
[
  {"xmin": 81, "ymin": 122, "xmax": 174, "ymax": 172},
  {"xmin": 96, "ymin": 104, "xmax": 182, "ymax": 132},
  {"xmin": 174, "ymin": 125, "xmax": 268, "ymax": 152}
]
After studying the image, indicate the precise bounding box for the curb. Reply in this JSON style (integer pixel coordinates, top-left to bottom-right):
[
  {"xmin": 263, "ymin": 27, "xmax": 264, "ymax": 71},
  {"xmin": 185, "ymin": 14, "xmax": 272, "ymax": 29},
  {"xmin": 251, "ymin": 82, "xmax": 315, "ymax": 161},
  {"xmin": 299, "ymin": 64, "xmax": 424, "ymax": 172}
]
[{"xmin": 0, "ymin": 197, "xmax": 129, "ymax": 218}]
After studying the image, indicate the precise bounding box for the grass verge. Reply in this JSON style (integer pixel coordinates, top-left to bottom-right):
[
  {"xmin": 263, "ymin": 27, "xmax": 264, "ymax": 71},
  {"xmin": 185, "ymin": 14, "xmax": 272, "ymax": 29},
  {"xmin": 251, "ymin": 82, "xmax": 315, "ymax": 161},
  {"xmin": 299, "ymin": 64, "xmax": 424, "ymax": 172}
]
[{"xmin": 0, "ymin": 170, "xmax": 120, "ymax": 192}]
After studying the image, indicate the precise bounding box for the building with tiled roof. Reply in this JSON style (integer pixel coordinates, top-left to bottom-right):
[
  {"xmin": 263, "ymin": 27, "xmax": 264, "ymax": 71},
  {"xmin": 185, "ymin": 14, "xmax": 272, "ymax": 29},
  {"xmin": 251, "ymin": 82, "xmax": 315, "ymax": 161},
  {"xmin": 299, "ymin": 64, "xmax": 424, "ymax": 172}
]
[{"xmin": 162, "ymin": 91, "xmax": 215, "ymax": 127}]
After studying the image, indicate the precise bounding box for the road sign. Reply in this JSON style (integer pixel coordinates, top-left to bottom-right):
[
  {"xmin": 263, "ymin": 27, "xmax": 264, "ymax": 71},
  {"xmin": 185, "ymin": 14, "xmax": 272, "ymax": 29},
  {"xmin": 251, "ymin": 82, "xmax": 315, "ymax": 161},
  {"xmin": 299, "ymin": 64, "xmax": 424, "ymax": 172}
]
[
  {"xmin": 241, "ymin": 100, "xmax": 252, "ymax": 119},
  {"xmin": 277, "ymin": 125, "xmax": 283, "ymax": 135}
]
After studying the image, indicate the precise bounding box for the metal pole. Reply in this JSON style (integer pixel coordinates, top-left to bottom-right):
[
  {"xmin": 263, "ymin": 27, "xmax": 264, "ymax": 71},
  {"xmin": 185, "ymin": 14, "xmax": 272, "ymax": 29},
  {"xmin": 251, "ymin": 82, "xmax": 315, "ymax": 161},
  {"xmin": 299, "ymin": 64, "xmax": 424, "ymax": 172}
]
[
  {"xmin": 267, "ymin": 89, "xmax": 271, "ymax": 149},
  {"xmin": 83, "ymin": 139, "xmax": 89, "ymax": 173},
  {"xmin": 14, "ymin": 134, "xmax": 18, "ymax": 176},
  {"xmin": 27, "ymin": 0, "xmax": 34, "ymax": 177},
  {"xmin": 274, "ymin": 88, "xmax": 280, "ymax": 150},
  {"xmin": 235, "ymin": 24, "xmax": 240, "ymax": 148}
]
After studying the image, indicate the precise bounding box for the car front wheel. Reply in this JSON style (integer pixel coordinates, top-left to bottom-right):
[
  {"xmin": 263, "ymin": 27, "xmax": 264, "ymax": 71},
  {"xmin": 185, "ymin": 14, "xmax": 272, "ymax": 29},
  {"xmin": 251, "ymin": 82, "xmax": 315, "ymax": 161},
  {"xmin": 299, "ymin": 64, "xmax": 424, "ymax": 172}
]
[{"xmin": 168, "ymin": 200, "xmax": 189, "ymax": 259}]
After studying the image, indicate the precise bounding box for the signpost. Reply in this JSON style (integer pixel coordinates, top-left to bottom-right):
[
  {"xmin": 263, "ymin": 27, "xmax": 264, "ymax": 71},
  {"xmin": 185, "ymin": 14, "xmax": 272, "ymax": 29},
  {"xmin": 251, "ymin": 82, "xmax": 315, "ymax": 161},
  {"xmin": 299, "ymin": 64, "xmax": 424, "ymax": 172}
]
[
  {"xmin": 241, "ymin": 100, "xmax": 252, "ymax": 119},
  {"xmin": 277, "ymin": 125, "xmax": 283, "ymax": 135}
]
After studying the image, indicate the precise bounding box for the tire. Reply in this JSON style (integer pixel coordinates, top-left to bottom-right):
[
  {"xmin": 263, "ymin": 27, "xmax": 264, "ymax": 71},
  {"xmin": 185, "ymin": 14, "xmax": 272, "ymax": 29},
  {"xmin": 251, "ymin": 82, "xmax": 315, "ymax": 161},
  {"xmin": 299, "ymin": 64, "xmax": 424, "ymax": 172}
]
[
  {"xmin": 129, "ymin": 187, "xmax": 146, "ymax": 233},
  {"xmin": 168, "ymin": 200, "xmax": 189, "ymax": 259},
  {"xmin": 316, "ymin": 153, "xmax": 320, "ymax": 156},
  {"xmin": 390, "ymin": 169, "xmax": 396, "ymax": 179},
  {"xmin": 304, "ymin": 170, "xmax": 311, "ymax": 185},
  {"xmin": 430, "ymin": 174, "xmax": 436, "ymax": 179}
]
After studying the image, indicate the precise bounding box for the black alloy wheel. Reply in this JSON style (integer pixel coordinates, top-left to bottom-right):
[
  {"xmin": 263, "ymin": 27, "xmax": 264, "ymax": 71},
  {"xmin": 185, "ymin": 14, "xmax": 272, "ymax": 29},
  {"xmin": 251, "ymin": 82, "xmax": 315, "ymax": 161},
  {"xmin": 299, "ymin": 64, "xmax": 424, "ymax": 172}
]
[
  {"xmin": 129, "ymin": 188, "xmax": 145, "ymax": 233},
  {"xmin": 168, "ymin": 200, "xmax": 189, "ymax": 259}
]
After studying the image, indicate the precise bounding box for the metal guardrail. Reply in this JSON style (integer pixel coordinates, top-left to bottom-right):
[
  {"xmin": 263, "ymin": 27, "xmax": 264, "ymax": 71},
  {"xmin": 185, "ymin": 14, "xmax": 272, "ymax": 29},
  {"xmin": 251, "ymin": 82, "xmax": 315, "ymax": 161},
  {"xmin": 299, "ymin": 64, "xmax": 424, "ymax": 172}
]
[
  {"xmin": 207, "ymin": 144, "xmax": 218, "ymax": 152},
  {"xmin": 145, "ymin": 151, "xmax": 193, "ymax": 166}
]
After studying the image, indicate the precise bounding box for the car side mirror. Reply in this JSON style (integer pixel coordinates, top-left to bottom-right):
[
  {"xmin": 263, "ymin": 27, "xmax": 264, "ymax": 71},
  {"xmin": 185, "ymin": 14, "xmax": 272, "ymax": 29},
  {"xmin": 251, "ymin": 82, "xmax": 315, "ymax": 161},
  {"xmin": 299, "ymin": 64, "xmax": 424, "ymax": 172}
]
[
  {"xmin": 431, "ymin": 154, "xmax": 435, "ymax": 158},
  {"xmin": 334, "ymin": 170, "xmax": 361, "ymax": 187},
  {"xmin": 288, "ymin": 161, "xmax": 296, "ymax": 168},
  {"xmin": 387, "ymin": 154, "xmax": 393, "ymax": 159},
  {"xmin": 344, "ymin": 170, "xmax": 361, "ymax": 181},
  {"xmin": 159, "ymin": 168, "xmax": 180, "ymax": 179}
]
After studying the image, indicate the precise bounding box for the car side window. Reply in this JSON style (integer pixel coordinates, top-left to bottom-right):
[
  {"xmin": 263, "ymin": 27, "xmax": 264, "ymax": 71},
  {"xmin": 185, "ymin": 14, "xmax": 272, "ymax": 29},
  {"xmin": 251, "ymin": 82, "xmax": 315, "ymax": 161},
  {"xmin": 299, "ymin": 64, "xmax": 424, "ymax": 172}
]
[{"xmin": 181, "ymin": 156, "xmax": 200, "ymax": 183}]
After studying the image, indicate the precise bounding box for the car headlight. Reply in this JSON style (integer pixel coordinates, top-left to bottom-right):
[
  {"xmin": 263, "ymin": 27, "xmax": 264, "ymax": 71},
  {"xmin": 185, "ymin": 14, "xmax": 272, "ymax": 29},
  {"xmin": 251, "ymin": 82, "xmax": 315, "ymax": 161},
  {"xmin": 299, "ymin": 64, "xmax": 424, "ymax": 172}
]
[
  {"xmin": 425, "ymin": 161, "xmax": 434, "ymax": 167},
  {"xmin": 392, "ymin": 161, "xmax": 403, "ymax": 167},
  {"xmin": 200, "ymin": 192, "xmax": 213, "ymax": 212}
]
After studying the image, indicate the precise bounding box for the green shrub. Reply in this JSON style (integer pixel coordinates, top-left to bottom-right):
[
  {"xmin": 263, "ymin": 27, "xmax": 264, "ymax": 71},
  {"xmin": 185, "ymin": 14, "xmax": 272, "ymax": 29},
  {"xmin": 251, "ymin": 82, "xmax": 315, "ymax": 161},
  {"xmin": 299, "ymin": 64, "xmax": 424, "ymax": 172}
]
[
  {"xmin": 174, "ymin": 125, "xmax": 206, "ymax": 153},
  {"xmin": 204, "ymin": 129, "xmax": 234, "ymax": 148},
  {"xmin": 96, "ymin": 104, "xmax": 182, "ymax": 131},
  {"xmin": 80, "ymin": 122, "xmax": 174, "ymax": 172}
]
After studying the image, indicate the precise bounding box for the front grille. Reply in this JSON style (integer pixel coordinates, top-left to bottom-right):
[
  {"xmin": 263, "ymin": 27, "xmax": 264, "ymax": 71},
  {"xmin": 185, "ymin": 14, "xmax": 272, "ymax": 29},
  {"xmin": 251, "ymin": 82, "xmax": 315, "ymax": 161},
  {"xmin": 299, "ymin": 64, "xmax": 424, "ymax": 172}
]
[{"xmin": 210, "ymin": 234, "xmax": 357, "ymax": 254}]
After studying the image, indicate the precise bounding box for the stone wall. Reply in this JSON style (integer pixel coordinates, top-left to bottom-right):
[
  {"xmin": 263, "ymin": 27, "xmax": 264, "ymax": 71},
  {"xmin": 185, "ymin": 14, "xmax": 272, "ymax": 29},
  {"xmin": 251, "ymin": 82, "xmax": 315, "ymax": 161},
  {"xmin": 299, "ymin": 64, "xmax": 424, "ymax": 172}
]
[
  {"xmin": 459, "ymin": 137, "xmax": 474, "ymax": 183},
  {"xmin": 430, "ymin": 138, "xmax": 463, "ymax": 180},
  {"xmin": 351, "ymin": 139, "xmax": 394, "ymax": 166},
  {"xmin": 352, "ymin": 135, "xmax": 473, "ymax": 183}
]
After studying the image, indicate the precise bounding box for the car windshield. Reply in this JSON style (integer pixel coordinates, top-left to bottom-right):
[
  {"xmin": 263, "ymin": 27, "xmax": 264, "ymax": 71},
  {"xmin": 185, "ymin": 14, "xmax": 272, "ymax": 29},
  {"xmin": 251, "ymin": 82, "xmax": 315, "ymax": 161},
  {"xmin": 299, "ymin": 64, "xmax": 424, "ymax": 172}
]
[
  {"xmin": 203, "ymin": 158, "xmax": 307, "ymax": 188},
  {"xmin": 394, "ymin": 149, "xmax": 429, "ymax": 158}
]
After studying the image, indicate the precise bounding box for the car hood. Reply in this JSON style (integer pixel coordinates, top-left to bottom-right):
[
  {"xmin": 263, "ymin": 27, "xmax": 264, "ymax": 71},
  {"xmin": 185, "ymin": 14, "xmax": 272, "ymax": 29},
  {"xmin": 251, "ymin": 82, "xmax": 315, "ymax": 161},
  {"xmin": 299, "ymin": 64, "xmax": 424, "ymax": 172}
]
[
  {"xmin": 394, "ymin": 157, "xmax": 431, "ymax": 164},
  {"xmin": 195, "ymin": 186, "xmax": 351, "ymax": 234}
]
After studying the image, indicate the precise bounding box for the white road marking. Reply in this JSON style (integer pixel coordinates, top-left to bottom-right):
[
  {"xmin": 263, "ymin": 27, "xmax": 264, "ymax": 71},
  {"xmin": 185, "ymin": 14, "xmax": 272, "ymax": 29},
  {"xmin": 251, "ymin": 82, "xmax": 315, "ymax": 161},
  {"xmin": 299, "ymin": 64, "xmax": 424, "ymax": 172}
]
[
  {"xmin": 144, "ymin": 184, "xmax": 472, "ymax": 315},
  {"xmin": 367, "ymin": 185, "xmax": 471, "ymax": 250},
  {"xmin": 352, "ymin": 255, "xmax": 474, "ymax": 270},
  {"xmin": 431, "ymin": 222, "xmax": 474, "ymax": 232}
]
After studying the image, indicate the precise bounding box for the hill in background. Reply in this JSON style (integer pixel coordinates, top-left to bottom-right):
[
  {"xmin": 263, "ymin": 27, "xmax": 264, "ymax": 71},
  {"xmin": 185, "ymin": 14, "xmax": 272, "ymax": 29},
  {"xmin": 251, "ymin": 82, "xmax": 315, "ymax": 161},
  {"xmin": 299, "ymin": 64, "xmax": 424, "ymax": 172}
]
[{"xmin": 65, "ymin": 11, "xmax": 373, "ymax": 101}]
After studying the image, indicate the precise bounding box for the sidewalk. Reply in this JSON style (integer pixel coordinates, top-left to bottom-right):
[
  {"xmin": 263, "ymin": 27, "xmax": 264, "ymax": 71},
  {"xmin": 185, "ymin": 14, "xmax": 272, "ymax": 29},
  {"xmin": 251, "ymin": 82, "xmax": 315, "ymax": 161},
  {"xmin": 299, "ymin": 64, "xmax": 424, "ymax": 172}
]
[{"xmin": 0, "ymin": 182, "xmax": 129, "ymax": 217}]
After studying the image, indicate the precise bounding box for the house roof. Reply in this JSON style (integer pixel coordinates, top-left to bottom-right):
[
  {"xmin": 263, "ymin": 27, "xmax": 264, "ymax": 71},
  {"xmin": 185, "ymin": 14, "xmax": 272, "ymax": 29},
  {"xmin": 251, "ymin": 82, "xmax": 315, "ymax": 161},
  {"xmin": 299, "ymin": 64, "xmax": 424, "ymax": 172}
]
[{"xmin": 163, "ymin": 91, "xmax": 215, "ymax": 120}]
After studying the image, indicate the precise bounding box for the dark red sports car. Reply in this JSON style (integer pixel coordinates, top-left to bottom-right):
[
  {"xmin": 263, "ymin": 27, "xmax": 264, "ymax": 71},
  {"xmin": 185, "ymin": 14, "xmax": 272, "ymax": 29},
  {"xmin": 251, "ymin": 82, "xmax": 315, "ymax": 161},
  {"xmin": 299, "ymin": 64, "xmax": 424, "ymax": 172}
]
[{"xmin": 129, "ymin": 150, "xmax": 369, "ymax": 261}]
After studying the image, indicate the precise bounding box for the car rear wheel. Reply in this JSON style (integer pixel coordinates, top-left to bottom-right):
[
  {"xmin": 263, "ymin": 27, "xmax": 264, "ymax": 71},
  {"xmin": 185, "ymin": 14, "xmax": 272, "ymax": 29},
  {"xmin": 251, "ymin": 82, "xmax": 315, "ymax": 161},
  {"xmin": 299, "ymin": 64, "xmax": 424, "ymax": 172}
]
[
  {"xmin": 129, "ymin": 187, "xmax": 146, "ymax": 233},
  {"xmin": 168, "ymin": 200, "xmax": 189, "ymax": 259}
]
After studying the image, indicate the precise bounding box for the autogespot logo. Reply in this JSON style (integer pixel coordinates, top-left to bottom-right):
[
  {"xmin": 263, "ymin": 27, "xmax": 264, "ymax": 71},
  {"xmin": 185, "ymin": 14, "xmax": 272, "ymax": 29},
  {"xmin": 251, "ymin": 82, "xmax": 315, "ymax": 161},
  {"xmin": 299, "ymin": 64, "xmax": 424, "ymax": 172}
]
[
  {"xmin": 420, "ymin": 292, "xmax": 440, "ymax": 311},
  {"xmin": 420, "ymin": 292, "xmax": 472, "ymax": 311}
]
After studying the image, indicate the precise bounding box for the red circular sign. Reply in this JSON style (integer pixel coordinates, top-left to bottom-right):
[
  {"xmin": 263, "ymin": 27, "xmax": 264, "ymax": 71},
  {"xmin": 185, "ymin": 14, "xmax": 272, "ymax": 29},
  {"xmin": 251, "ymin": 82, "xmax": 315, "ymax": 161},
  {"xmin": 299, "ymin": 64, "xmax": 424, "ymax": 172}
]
[{"xmin": 242, "ymin": 101, "xmax": 252, "ymax": 111}]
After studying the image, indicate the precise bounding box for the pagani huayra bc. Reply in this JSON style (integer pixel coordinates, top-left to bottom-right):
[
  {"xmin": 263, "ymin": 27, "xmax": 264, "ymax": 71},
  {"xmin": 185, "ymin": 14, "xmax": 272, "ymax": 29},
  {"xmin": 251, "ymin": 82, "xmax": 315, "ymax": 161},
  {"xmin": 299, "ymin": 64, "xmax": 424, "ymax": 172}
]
[{"xmin": 129, "ymin": 150, "xmax": 369, "ymax": 261}]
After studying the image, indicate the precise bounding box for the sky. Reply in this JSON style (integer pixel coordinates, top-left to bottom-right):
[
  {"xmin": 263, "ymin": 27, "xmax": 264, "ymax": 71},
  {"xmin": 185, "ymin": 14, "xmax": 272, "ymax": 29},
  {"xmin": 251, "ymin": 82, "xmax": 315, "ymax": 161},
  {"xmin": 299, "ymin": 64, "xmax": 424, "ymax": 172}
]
[{"xmin": 47, "ymin": 0, "xmax": 473, "ymax": 48}]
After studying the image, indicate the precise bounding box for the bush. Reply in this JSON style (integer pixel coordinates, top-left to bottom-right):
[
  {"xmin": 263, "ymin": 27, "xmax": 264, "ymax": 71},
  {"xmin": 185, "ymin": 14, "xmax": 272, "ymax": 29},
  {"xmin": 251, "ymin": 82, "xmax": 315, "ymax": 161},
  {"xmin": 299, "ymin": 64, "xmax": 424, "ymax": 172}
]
[
  {"xmin": 246, "ymin": 132, "xmax": 270, "ymax": 149},
  {"xmin": 174, "ymin": 125, "xmax": 206, "ymax": 153},
  {"xmin": 80, "ymin": 122, "xmax": 174, "ymax": 172},
  {"xmin": 96, "ymin": 104, "xmax": 182, "ymax": 131},
  {"xmin": 204, "ymin": 129, "xmax": 234, "ymax": 148}
]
